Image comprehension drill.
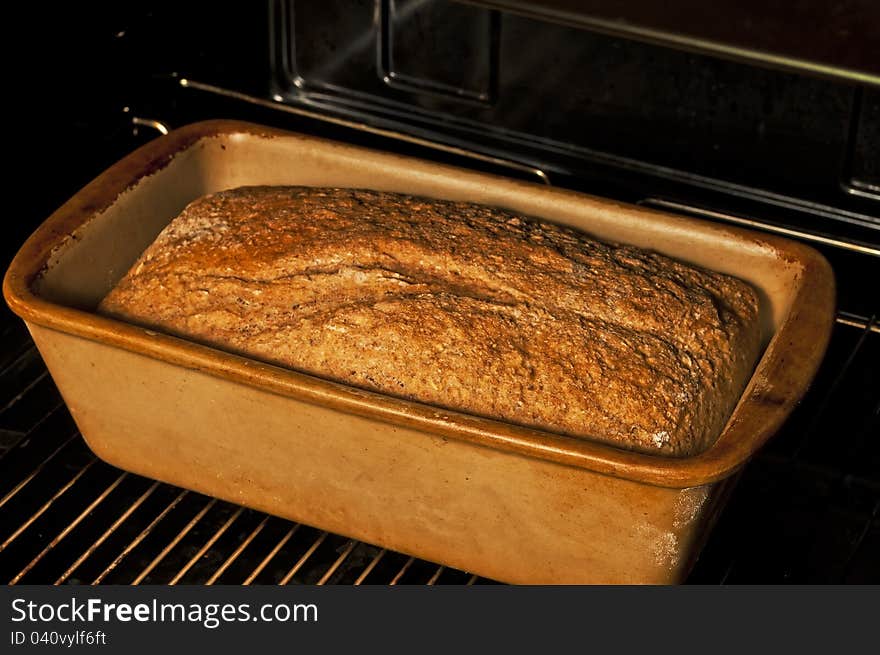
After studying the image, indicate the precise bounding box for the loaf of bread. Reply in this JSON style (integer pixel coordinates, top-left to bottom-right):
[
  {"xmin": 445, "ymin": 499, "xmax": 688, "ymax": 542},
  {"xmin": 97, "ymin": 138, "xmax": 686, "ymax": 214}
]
[{"xmin": 98, "ymin": 186, "xmax": 762, "ymax": 456}]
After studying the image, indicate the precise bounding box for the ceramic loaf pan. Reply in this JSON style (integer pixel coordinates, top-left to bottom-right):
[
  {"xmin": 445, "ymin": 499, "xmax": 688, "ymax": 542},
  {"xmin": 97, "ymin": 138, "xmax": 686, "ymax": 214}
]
[{"xmin": 3, "ymin": 120, "xmax": 835, "ymax": 584}]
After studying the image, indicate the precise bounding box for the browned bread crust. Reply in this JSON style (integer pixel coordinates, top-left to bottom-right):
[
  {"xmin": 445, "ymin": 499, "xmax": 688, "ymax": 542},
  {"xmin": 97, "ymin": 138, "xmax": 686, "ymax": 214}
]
[{"xmin": 99, "ymin": 186, "xmax": 762, "ymax": 456}]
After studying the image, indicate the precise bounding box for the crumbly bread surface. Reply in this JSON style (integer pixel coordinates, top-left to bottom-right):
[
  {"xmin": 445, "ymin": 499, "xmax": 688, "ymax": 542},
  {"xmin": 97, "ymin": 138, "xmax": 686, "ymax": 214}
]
[{"xmin": 99, "ymin": 186, "xmax": 762, "ymax": 456}]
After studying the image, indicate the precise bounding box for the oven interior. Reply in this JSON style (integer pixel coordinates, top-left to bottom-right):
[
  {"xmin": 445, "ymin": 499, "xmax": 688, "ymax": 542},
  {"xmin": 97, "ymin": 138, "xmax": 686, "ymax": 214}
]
[{"xmin": 2, "ymin": 1, "xmax": 878, "ymax": 584}]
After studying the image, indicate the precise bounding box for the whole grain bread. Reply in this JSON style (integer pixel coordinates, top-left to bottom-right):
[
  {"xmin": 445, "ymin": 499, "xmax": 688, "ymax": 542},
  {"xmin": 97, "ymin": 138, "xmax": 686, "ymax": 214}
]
[{"xmin": 98, "ymin": 186, "xmax": 762, "ymax": 456}]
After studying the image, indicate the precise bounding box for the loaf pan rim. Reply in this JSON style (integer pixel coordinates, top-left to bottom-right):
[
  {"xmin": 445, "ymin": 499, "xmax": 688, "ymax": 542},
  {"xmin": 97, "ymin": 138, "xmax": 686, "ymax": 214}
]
[{"xmin": 2, "ymin": 119, "xmax": 837, "ymax": 489}]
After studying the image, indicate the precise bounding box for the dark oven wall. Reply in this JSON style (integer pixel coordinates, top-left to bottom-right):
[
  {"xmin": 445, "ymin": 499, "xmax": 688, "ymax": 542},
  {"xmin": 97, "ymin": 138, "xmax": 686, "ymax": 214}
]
[
  {"xmin": 4, "ymin": 2, "xmax": 878, "ymax": 584},
  {"xmin": 9, "ymin": 2, "xmax": 879, "ymax": 305}
]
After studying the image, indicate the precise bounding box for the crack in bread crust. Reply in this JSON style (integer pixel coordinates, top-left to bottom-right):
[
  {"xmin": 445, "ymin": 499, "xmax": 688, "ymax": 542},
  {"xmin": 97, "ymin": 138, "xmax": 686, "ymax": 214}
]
[{"xmin": 99, "ymin": 186, "xmax": 762, "ymax": 456}]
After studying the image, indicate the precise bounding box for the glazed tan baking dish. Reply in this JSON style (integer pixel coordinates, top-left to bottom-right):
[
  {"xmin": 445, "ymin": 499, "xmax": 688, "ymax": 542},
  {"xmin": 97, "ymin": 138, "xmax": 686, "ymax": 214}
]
[{"xmin": 3, "ymin": 120, "xmax": 834, "ymax": 584}]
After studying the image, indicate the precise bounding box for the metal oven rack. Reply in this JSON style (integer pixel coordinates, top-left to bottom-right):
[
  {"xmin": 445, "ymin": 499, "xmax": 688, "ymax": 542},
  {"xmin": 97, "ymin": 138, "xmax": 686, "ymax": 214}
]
[{"xmin": 0, "ymin": 293, "xmax": 876, "ymax": 585}]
